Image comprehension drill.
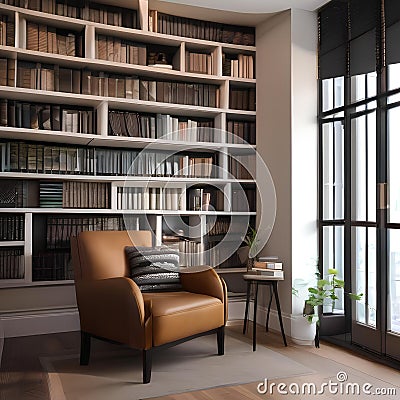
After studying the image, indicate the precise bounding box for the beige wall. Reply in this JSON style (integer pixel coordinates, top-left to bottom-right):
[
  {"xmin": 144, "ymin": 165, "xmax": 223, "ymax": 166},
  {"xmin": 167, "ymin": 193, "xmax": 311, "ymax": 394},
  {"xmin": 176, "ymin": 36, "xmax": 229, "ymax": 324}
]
[
  {"xmin": 256, "ymin": 11, "xmax": 293, "ymax": 316},
  {"xmin": 290, "ymin": 8, "xmax": 318, "ymax": 314},
  {"xmin": 256, "ymin": 9, "xmax": 318, "ymax": 337}
]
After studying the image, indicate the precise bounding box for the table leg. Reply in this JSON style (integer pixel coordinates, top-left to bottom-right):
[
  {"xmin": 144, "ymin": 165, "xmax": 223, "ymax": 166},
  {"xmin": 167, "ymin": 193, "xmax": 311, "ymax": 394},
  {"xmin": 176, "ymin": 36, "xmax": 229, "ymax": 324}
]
[
  {"xmin": 253, "ymin": 282, "xmax": 259, "ymax": 351},
  {"xmin": 243, "ymin": 281, "xmax": 251, "ymax": 334},
  {"xmin": 273, "ymin": 281, "xmax": 287, "ymax": 346},
  {"xmin": 266, "ymin": 284, "xmax": 273, "ymax": 332}
]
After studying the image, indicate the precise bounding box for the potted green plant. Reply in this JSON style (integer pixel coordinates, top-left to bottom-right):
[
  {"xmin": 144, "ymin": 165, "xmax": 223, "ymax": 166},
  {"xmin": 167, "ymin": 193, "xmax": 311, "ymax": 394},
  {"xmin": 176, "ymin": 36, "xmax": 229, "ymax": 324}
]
[
  {"xmin": 243, "ymin": 226, "xmax": 258, "ymax": 271},
  {"xmin": 303, "ymin": 268, "xmax": 363, "ymax": 347}
]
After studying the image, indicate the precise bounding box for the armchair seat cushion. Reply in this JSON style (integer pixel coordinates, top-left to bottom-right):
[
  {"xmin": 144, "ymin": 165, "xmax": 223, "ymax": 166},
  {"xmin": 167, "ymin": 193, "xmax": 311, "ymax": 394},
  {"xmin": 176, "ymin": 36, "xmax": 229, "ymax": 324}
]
[{"xmin": 143, "ymin": 291, "xmax": 224, "ymax": 346}]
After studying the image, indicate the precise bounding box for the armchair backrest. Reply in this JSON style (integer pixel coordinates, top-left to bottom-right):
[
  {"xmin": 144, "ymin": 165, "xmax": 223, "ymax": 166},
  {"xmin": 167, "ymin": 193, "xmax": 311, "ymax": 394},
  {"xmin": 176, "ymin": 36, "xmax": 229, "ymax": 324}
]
[{"xmin": 71, "ymin": 230, "xmax": 153, "ymax": 281}]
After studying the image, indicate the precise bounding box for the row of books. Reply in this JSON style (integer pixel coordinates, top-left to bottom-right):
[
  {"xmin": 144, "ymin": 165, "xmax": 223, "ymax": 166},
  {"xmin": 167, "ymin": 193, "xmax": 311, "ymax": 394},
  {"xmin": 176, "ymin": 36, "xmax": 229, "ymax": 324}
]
[
  {"xmin": 230, "ymin": 88, "xmax": 256, "ymax": 111},
  {"xmin": 16, "ymin": 63, "xmax": 221, "ymax": 106},
  {"xmin": 0, "ymin": 14, "xmax": 14, "ymax": 46},
  {"xmin": 138, "ymin": 80, "xmax": 220, "ymax": 108},
  {"xmin": 208, "ymin": 217, "xmax": 232, "ymax": 236},
  {"xmin": 26, "ymin": 22, "xmax": 83, "ymax": 57},
  {"xmin": 187, "ymin": 188, "xmax": 224, "ymax": 211},
  {"xmin": 1, "ymin": 141, "xmax": 217, "ymax": 178},
  {"xmin": 148, "ymin": 10, "xmax": 255, "ymax": 46},
  {"xmin": 8, "ymin": 0, "xmax": 81, "ymax": 18},
  {"xmin": 223, "ymin": 54, "xmax": 255, "ymax": 79},
  {"xmin": 0, "ymin": 214, "xmax": 24, "ymax": 240},
  {"xmin": 32, "ymin": 251, "xmax": 72, "ymax": 281},
  {"xmin": 210, "ymin": 249, "xmax": 241, "ymax": 269},
  {"xmin": 39, "ymin": 181, "xmax": 110, "ymax": 208},
  {"xmin": 226, "ymin": 120, "xmax": 256, "ymax": 145},
  {"xmin": 230, "ymin": 187, "xmax": 256, "ymax": 212},
  {"xmin": 95, "ymin": 35, "xmax": 146, "ymax": 65},
  {"xmin": 87, "ymin": 2, "xmax": 137, "ymax": 28},
  {"xmin": 229, "ymin": 155, "xmax": 255, "ymax": 180},
  {"xmin": 178, "ymin": 240, "xmax": 204, "ymax": 267},
  {"xmin": 18, "ymin": 63, "xmax": 80, "ymax": 93},
  {"xmin": 116, "ymin": 187, "xmax": 184, "ymax": 211},
  {"xmin": 45, "ymin": 215, "xmax": 126, "ymax": 249},
  {"xmin": 0, "ymin": 248, "xmax": 24, "ymax": 279},
  {"xmin": 185, "ymin": 51, "xmax": 214, "ymax": 75},
  {"xmin": 1, "ymin": 0, "xmax": 138, "ymax": 29},
  {"xmin": 0, "ymin": 58, "xmax": 15, "ymax": 87},
  {"xmin": 110, "ymin": 112, "xmax": 215, "ymax": 142},
  {"xmin": 0, "ymin": 99, "xmax": 97, "ymax": 134}
]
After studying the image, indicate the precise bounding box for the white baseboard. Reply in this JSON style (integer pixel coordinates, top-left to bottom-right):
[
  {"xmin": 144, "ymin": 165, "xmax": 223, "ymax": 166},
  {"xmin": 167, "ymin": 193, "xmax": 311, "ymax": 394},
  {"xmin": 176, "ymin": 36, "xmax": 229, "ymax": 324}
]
[
  {"xmin": 227, "ymin": 299, "xmax": 246, "ymax": 321},
  {"xmin": 0, "ymin": 308, "xmax": 80, "ymax": 338}
]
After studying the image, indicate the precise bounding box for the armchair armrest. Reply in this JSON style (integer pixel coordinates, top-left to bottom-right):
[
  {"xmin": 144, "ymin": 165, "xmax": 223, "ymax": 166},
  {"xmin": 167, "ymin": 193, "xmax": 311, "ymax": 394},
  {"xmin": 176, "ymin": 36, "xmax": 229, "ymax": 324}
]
[
  {"xmin": 180, "ymin": 266, "xmax": 225, "ymax": 300},
  {"xmin": 75, "ymin": 277, "xmax": 150, "ymax": 349}
]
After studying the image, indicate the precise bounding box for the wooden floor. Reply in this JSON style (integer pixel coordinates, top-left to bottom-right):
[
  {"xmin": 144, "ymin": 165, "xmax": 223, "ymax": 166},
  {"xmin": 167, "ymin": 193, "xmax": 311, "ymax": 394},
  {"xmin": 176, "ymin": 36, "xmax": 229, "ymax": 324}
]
[{"xmin": 1, "ymin": 323, "xmax": 400, "ymax": 400}]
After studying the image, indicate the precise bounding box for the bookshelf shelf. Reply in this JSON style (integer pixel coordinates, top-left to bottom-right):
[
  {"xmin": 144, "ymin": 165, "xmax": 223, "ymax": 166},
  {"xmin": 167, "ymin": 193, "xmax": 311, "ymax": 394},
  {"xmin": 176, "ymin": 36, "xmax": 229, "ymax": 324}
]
[
  {"xmin": 0, "ymin": 173, "xmax": 255, "ymax": 185},
  {"xmin": 0, "ymin": 208, "xmax": 256, "ymax": 216},
  {"xmin": 0, "ymin": 0, "xmax": 258, "ymax": 289},
  {"xmin": 0, "ymin": 240, "xmax": 25, "ymax": 246},
  {"xmin": 215, "ymin": 267, "xmax": 247, "ymax": 274}
]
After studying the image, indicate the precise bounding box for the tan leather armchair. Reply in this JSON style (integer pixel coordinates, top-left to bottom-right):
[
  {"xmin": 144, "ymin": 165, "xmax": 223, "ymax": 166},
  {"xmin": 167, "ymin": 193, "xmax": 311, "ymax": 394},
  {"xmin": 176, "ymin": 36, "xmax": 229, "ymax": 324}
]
[{"xmin": 71, "ymin": 230, "xmax": 227, "ymax": 383}]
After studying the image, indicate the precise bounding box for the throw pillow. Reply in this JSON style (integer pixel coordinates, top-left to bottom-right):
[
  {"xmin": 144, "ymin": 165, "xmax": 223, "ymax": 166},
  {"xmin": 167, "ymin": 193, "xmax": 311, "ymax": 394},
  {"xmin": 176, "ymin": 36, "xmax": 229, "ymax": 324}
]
[{"xmin": 125, "ymin": 246, "xmax": 182, "ymax": 292}]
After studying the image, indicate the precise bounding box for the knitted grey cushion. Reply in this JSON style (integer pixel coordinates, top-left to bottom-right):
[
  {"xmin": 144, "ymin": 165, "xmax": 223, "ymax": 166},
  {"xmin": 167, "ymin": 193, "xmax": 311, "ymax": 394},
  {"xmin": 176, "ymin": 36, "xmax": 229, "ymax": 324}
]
[{"xmin": 125, "ymin": 246, "xmax": 182, "ymax": 292}]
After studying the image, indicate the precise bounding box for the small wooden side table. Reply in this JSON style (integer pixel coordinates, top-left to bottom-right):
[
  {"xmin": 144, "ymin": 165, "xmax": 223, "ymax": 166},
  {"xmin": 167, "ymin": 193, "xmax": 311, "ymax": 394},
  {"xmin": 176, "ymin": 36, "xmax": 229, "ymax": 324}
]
[{"xmin": 243, "ymin": 274, "xmax": 287, "ymax": 351}]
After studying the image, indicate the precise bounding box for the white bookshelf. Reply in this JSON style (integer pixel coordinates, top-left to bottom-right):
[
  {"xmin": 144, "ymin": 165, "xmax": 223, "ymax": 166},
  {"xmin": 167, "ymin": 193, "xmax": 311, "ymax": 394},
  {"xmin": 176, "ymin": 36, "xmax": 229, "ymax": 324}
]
[{"xmin": 0, "ymin": 0, "xmax": 257, "ymax": 289}]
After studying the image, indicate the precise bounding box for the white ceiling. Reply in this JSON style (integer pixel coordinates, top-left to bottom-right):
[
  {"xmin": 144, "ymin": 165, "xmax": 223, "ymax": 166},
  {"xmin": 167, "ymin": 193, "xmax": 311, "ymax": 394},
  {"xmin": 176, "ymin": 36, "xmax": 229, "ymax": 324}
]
[{"xmin": 159, "ymin": 0, "xmax": 331, "ymax": 13}]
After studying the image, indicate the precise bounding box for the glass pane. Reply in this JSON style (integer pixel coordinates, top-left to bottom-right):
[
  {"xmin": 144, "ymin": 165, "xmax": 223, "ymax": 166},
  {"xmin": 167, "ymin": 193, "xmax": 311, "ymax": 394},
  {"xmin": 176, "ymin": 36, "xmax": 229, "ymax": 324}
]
[
  {"xmin": 367, "ymin": 227, "xmax": 377, "ymax": 327},
  {"xmin": 367, "ymin": 72, "xmax": 377, "ymax": 99},
  {"xmin": 334, "ymin": 77, "xmax": 345, "ymax": 108},
  {"xmin": 322, "ymin": 77, "xmax": 344, "ymax": 113},
  {"xmin": 354, "ymin": 226, "xmax": 367, "ymax": 324},
  {"xmin": 351, "ymin": 74, "xmax": 366, "ymax": 103},
  {"xmin": 388, "ymin": 63, "xmax": 400, "ymax": 104},
  {"xmin": 388, "ymin": 107, "xmax": 400, "ymax": 223},
  {"xmin": 353, "ymin": 226, "xmax": 377, "ymax": 327},
  {"xmin": 352, "ymin": 116, "xmax": 367, "ymax": 220},
  {"xmin": 323, "ymin": 225, "xmax": 344, "ymax": 312},
  {"xmin": 351, "ymin": 72, "xmax": 377, "ymax": 111},
  {"xmin": 322, "ymin": 78, "xmax": 333, "ymax": 112},
  {"xmin": 351, "ymin": 112, "xmax": 376, "ymax": 222},
  {"xmin": 388, "ymin": 229, "xmax": 400, "ymax": 334},
  {"xmin": 367, "ymin": 113, "xmax": 376, "ymax": 221},
  {"xmin": 322, "ymin": 122, "xmax": 344, "ymax": 220}
]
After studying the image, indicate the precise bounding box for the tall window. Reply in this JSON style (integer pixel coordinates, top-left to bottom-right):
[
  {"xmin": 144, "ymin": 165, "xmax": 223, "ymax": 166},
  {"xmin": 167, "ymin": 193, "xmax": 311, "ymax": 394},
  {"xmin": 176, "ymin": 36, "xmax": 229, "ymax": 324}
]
[{"xmin": 319, "ymin": 0, "xmax": 400, "ymax": 358}]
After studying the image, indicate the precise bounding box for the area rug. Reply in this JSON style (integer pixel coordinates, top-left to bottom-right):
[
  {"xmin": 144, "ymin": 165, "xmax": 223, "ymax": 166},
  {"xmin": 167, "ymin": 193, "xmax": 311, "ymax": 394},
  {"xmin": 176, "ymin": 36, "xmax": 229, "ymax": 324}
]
[{"xmin": 41, "ymin": 333, "xmax": 314, "ymax": 400}]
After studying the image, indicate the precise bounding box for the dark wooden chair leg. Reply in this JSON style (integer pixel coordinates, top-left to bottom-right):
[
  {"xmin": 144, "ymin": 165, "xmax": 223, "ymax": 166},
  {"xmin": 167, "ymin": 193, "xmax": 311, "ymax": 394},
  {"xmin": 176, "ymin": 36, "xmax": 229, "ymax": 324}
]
[
  {"xmin": 143, "ymin": 349, "xmax": 152, "ymax": 384},
  {"xmin": 217, "ymin": 326, "xmax": 225, "ymax": 355},
  {"xmin": 80, "ymin": 331, "xmax": 91, "ymax": 366}
]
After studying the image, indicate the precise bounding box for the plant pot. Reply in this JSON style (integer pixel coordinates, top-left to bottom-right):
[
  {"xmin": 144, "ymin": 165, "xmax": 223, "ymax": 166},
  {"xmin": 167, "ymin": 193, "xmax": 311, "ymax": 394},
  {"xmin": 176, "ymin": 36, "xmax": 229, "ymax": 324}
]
[
  {"xmin": 246, "ymin": 257, "xmax": 254, "ymax": 272},
  {"xmin": 303, "ymin": 302, "xmax": 315, "ymax": 317}
]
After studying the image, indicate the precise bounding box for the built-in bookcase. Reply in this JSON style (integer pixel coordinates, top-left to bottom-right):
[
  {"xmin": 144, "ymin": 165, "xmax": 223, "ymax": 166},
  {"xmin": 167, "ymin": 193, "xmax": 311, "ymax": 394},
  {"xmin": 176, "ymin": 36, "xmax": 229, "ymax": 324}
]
[{"xmin": 0, "ymin": 0, "xmax": 257, "ymax": 295}]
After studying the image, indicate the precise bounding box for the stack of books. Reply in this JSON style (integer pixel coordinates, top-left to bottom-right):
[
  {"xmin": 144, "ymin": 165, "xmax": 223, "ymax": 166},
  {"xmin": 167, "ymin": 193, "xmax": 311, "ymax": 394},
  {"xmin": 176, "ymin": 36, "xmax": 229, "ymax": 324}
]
[{"xmin": 252, "ymin": 256, "xmax": 284, "ymax": 278}]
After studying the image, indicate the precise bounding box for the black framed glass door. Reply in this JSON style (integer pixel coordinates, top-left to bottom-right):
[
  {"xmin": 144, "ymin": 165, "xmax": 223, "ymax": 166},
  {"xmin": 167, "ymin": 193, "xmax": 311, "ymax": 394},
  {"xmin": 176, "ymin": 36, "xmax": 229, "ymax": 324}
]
[{"xmin": 318, "ymin": 0, "xmax": 400, "ymax": 362}]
